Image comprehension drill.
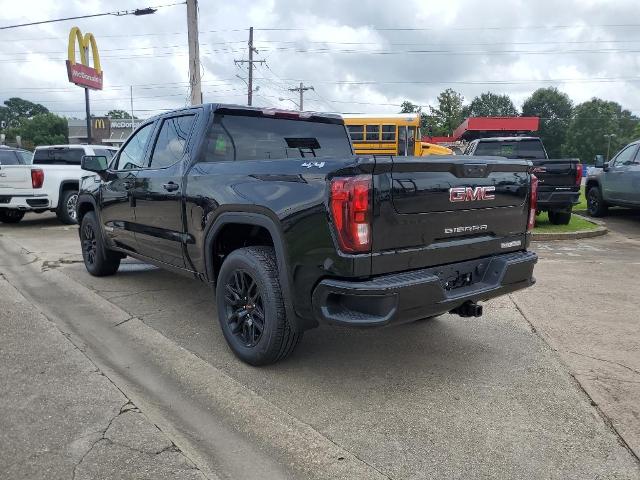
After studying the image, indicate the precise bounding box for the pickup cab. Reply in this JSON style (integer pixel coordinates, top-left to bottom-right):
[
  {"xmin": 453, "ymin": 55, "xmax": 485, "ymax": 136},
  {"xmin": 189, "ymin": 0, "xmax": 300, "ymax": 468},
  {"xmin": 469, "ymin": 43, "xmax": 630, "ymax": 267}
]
[
  {"xmin": 465, "ymin": 136, "xmax": 582, "ymax": 224},
  {"xmin": 586, "ymin": 140, "xmax": 640, "ymax": 216},
  {"xmin": 0, "ymin": 144, "xmax": 116, "ymax": 224},
  {"xmin": 77, "ymin": 104, "xmax": 538, "ymax": 365}
]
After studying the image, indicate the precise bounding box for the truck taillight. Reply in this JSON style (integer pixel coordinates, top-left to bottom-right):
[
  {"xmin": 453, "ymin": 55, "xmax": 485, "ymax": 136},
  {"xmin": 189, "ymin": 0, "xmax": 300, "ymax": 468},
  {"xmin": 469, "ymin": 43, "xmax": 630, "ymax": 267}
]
[
  {"xmin": 31, "ymin": 169, "xmax": 44, "ymax": 189},
  {"xmin": 575, "ymin": 163, "xmax": 583, "ymax": 186},
  {"xmin": 330, "ymin": 175, "xmax": 371, "ymax": 253},
  {"xmin": 527, "ymin": 174, "xmax": 538, "ymax": 231}
]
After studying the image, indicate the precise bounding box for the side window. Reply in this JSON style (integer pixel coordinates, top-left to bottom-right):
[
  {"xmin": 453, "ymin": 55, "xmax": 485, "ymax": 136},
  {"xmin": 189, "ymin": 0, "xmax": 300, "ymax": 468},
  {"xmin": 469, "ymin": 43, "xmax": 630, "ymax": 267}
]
[
  {"xmin": 366, "ymin": 125, "xmax": 380, "ymax": 142},
  {"xmin": 611, "ymin": 145, "xmax": 637, "ymax": 167},
  {"xmin": 347, "ymin": 125, "xmax": 364, "ymax": 142},
  {"xmin": 381, "ymin": 125, "xmax": 396, "ymax": 141},
  {"xmin": 18, "ymin": 150, "xmax": 33, "ymax": 164},
  {"xmin": 116, "ymin": 123, "xmax": 154, "ymax": 170},
  {"xmin": 149, "ymin": 115, "xmax": 196, "ymax": 169},
  {"xmin": 201, "ymin": 120, "xmax": 234, "ymax": 162}
]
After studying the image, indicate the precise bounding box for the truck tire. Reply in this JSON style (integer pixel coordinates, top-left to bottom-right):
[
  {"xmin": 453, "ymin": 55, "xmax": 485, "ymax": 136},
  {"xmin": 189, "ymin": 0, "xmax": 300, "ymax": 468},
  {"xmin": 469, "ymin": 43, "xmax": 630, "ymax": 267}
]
[
  {"xmin": 80, "ymin": 211, "xmax": 121, "ymax": 276},
  {"xmin": 57, "ymin": 189, "xmax": 79, "ymax": 225},
  {"xmin": 587, "ymin": 186, "xmax": 608, "ymax": 217},
  {"xmin": 0, "ymin": 210, "xmax": 25, "ymax": 223},
  {"xmin": 548, "ymin": 209, "xmax": 572, "ymax": 225},
  {"xmin": 216, "ymin": 246, "xmax": 302, "ymax": 366}
]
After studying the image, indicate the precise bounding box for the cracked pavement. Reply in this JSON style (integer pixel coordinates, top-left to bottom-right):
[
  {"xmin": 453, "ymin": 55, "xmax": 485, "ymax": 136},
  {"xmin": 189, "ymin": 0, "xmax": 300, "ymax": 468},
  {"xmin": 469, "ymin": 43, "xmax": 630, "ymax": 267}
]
[
  {"xmin": 1, "ymin": 211, "xmax": 640, "ymax": 479},
  {"xmin": 0, "ymin": 270, "xmax": 206, "ymax": 480}
]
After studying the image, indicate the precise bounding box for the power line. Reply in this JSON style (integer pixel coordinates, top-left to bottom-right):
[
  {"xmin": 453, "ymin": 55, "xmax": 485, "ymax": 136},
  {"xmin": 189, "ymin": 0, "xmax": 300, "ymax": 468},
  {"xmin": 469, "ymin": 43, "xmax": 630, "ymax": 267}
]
[{"xmin": 0, "ymin": 2, "xmax": 185, "ymax": 30}]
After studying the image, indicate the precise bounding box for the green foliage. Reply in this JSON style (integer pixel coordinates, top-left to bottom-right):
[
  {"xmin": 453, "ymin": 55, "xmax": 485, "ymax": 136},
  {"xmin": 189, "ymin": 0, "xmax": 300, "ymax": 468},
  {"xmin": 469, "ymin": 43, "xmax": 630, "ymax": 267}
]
[
  {"xmin": 398, "ymin": 100, "xmax": 429, "ymax": 130},
  {"xmin": 462, "ymin": 92, "xmax": 519, "ymax": 117},
  {"xmin": 0, "ymin": 97, "xmax": 49, "ymax": 129},
  {"xmin": 428, "ymin": 88, "xmax": 464, "ymax": 136},
  {"xmin": 522, "ymin": 88, "xmax": 573, "ymax": 158},
  {"xmin": 19, "ymin": 113, "xmax": 68, "ymax": 148},
  {"xmin": 563, "ymin": 98, "xmax": 639, "ymax": 164},
  {"xmin": 107, "ymin": 109, "xmax": 138, "ymax": 119}
]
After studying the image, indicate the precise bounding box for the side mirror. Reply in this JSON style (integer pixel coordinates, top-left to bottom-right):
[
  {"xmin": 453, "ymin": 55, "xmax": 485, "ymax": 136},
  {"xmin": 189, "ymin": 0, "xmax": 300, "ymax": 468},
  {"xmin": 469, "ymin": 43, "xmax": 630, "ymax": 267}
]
[
  {"xmin": 594, "ymin": 155, "xmax": 604, "ymax": 168},
  {"xmin": 81, "ymin": 155, "xmax": 108, "ymax": 173}
]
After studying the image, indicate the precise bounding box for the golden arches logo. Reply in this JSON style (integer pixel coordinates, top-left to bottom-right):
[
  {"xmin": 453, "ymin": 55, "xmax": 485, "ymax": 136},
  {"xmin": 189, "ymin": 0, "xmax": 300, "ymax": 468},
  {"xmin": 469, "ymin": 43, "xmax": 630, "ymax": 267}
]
[
  {"xmin": 68, "ymin": 27, "xmax": 101, "ymax": 72},
  {"xmin": 65, "ymin": 26, "xmax": 104, "ymax": 90},
  {"xmin": 94, "ymin": 118, "xmax": 106, "ymax": 129}
]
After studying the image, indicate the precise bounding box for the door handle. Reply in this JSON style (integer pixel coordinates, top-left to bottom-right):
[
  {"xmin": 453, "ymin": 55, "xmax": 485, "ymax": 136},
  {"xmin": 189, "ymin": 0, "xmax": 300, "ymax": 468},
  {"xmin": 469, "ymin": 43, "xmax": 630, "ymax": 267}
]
[{"xmin": 162, "ymin": 182, "xmax": 179, "ymax": 192}]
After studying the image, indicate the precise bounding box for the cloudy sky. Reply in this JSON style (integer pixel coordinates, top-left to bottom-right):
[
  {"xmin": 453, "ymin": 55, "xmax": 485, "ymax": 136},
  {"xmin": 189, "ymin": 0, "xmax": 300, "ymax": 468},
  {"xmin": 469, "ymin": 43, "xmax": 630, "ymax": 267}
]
[{"xmin": 2, "ymin": 0, "xmax": 640, "ymax": 119}]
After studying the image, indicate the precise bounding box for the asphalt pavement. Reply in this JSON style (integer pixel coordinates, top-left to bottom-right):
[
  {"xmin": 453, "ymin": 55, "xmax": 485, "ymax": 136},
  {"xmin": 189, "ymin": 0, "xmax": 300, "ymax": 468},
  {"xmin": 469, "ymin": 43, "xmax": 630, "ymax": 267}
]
[{"xmin": 1, "ymin": 211, "xmax": 639, "ymax": 479}]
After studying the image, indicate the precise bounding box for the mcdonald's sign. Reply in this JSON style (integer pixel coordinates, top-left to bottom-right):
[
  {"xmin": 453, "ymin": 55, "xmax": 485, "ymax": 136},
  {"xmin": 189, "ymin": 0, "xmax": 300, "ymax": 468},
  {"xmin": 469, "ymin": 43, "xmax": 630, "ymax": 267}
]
[
  {"xmin": 94, "ymin": 118, "xmax": 107, "ymax": 130},
  {"xmin": 66, "ymin": 26, "xmax": 103, "ymax": 90}
]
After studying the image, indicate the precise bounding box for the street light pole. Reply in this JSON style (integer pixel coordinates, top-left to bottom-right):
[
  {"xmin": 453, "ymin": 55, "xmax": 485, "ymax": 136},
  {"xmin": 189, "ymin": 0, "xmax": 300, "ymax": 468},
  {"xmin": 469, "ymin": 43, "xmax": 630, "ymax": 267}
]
[{"xmin": 604, "ymin": 133, "xmax": 617, "ymax": 160}]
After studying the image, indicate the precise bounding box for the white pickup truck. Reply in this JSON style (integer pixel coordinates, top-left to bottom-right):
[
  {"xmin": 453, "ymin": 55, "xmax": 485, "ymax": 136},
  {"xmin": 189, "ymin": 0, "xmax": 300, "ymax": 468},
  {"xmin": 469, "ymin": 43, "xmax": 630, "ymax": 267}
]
[{"xmin": 0, "ymin": 144, "xmax": 117, "ymax": 224}]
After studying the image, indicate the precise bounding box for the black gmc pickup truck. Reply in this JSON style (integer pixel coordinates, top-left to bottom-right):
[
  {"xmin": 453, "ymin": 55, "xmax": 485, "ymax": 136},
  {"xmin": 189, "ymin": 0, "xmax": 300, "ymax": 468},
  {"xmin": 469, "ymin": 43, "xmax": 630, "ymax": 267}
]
[
  {"xmin": 465, "ymin": 136, "xmax": 582, "ymax": 225},
  {"xmin": 77, "ymin": 104, "xmax": 538, "ymax": 365}
]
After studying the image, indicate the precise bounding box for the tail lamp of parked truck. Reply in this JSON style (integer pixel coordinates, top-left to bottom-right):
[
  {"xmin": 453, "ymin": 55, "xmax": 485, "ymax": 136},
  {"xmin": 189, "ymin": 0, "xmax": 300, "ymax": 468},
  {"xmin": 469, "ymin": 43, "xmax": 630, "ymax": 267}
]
[
  {"xmin": 330, "ymin": 175, "xmax": 371, "ymax": 253},
  {"xmin": 527, "ymin": 174, "xmax": 538, "ymax": 231},
  {"xmin": 31, "ymin": 169, "xmax": 44, "ymax": 189},
  {"xmin": 575, "ymin": 163, "xmax": 583, "ymax": 186}
]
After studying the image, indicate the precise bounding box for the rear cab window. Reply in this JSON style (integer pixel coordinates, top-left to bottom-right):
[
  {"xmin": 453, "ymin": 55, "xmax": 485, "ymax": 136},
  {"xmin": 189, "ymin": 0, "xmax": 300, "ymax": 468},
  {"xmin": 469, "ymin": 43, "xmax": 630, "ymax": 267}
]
[
  {"xmin": 0, "ymin": 150, "xmax": 22, "ymax": 165},
  {"xmin": 473, "ymin": 139, "xmax": 546, "ymax": 159},
  {"xmin": 202, "ymin": 113, "xmax": 352, "ymax": 162},
  {"xmin": 33, "ymin": 147, "xmax": 84, "ymax": 165}
]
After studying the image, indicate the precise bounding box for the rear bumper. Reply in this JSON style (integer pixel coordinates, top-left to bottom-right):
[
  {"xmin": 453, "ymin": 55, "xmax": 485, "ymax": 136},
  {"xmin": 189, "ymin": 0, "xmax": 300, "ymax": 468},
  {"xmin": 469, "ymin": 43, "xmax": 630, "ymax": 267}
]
[
  {"xmin": 312, "ymin": 251, "xmax": 537, "ymax": 327},
  {"xmin": 537, "ymin": 189, "xmax": 580, "ymax": 209},
  {"xmin": 0, "ymin": 194, "xmax": 50, "ymax": 210}
]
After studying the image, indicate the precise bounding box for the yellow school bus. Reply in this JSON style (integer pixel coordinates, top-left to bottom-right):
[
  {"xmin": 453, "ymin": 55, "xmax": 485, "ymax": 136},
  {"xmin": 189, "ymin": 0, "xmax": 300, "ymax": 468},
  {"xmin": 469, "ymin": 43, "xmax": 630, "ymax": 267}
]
[{"xmin": 342, "ymin": 113, "xmax": 453, "ymax": 156}]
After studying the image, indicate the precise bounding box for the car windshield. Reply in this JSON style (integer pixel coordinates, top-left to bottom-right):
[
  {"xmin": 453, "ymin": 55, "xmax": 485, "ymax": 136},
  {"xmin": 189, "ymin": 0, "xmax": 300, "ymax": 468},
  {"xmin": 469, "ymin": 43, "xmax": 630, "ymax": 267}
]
[{"xmin": 33, "ymin": 148, "xmax": 84, "ymax": 165}]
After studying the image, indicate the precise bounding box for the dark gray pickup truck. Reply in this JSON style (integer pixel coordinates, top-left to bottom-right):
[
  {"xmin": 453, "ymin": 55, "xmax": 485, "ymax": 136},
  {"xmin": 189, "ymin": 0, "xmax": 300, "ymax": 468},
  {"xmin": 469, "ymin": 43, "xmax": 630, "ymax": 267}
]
[
  {"xmin": 586, "ymin": 140, "xmax": 640, "ymax": 216},
  {"xmin": 465, "ymin": 136, "xmax": 582, "ymax": 225}
]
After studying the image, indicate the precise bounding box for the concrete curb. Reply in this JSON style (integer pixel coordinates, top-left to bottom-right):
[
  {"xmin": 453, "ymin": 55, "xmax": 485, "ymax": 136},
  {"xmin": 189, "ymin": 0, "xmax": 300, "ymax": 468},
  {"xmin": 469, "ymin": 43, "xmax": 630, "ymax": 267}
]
[{"xmin": 531, "ymin": 214, "xmax": 608, "ymax": 241}]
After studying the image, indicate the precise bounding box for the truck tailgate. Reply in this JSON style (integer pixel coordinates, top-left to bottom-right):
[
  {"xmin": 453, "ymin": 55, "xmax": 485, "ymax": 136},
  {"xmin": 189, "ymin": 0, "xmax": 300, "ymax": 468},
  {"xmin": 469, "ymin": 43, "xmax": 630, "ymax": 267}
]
[
  {"xmin": 371, "ymin": 156, "xmax": 530, "ymax": 275},
  {"xmin": 0, "ymin": 165, "xmax": 33, "ymax": 192},
  {"xmin": 531, "ymin": 159, "xmax": 579, "ymax": 187}
]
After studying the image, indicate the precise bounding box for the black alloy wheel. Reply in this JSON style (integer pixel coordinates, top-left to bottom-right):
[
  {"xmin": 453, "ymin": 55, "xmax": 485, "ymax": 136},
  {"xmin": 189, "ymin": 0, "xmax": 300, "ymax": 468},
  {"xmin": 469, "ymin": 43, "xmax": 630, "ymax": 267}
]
[
  {"xmin": 81, "ymin": 222, "xmax": 98, "ymax": 266},
  {"xmin": 79, "ymin": 211, "xmax": 120, "ymax": 276},
  {"xmin": 223, "ymin": 270, "xmax": 265, "ymax": 348}
]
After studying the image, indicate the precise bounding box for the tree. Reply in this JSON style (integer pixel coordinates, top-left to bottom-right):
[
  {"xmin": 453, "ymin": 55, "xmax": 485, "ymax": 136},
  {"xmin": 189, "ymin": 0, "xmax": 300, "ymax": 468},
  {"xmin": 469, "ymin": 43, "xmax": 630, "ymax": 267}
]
[
  {"xmin": 107, "ymin": 109, "xmax": 138, "ymax": 119},
  {"xmin": 462, "ymin": 92, "xmax": 518, "ymax": 117},
  {"xmin": 522, "ymin": 87, "xmax": 573, "ymax": 158},
  {"xmin": 563, "ymin": 98, "xmax": 639, "ymax": 164},
  {"xmin": 398, "ymin": 100, "xmax": 429, "ymax": 130},
  {"xmin": 0, "ymin": 97, "xmax": 49, "ymax": 129},
  {"xmin": 429, "ymin": 88, "xmax": 464, "ymax": 136},
  {"xmin": 19, "ymin": 113, "xmax": 67, "ymax": 148}
]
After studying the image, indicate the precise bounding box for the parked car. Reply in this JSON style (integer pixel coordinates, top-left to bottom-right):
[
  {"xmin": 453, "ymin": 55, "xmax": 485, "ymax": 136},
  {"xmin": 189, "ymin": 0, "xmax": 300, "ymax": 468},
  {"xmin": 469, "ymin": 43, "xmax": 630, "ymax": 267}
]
[
  {"xmin": 0, "ymin": 144, "xmax": 117, "ymax": 224},
  {"xmin": 586, "ymin": 140, "xmax": 640, "ymax": 216},
  {"xmin": 465, "ymin": 137, "xmax": 582, "ymax": 225},
  {"xmin": 77, "ymin": 104, "xmax": 538, "ymax": 365}
]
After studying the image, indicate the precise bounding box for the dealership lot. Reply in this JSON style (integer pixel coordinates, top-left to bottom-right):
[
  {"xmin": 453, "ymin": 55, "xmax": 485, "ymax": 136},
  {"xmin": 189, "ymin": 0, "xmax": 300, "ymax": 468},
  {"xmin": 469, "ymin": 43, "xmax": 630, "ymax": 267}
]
[{"xmin": 1, "ymin": 212, "xmax": 639, "ymax": 479}]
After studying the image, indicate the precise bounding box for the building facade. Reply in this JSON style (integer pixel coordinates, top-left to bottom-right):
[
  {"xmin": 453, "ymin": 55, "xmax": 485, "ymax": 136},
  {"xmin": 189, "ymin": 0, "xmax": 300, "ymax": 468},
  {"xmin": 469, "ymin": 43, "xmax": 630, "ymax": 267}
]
[{"xmin": 68, "ymin": 117, "xmax": 145, "ymax": 147}]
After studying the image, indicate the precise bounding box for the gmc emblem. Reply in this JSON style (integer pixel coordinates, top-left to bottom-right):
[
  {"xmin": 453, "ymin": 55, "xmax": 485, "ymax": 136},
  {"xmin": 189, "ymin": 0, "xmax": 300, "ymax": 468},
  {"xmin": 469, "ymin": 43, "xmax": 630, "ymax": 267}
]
[{"xmin": 449, "ymin": 186, "xmax": 496, "ymax": 202}]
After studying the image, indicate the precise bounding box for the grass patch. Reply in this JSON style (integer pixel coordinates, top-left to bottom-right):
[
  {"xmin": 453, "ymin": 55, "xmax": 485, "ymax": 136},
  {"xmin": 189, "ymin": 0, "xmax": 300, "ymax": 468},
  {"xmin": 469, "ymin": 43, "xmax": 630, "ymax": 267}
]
[
  {"xmin": 575, "ymin": 186, "xmax": 588, "ymax": 211},
  {"xmin": 533, "ymin": 210, "xmax": 598, "ymax": 233}
]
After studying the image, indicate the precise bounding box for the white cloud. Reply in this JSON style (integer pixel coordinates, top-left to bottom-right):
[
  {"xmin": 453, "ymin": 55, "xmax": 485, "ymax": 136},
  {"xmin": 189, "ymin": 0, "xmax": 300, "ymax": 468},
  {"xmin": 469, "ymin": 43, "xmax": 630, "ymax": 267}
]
[{"xmin": 1, "ymin": 0, "xmax": 640, "ymax": 118}]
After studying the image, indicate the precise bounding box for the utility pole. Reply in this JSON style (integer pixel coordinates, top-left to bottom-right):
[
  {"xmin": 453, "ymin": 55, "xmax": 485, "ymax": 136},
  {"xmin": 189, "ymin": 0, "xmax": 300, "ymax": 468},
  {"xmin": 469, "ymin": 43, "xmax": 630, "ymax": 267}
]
[
  {"xmin": 186, "ymin": 0, "xmax": 202, "ymax": 105},
  {"xmin": 130, "ymin": 86, "xmax": 135, "ymax": 133},
  {"xmin": 288, "ymin": 82, "xmax": 314, "ymax": 111},
  {"xmin": 234, "ymin": 27, "xmax": 265, "ymax": 106}
]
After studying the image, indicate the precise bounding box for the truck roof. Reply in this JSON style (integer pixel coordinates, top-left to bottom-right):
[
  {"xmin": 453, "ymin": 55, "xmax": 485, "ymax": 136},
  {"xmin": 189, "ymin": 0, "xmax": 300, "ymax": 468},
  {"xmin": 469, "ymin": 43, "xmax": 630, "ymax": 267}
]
[
  {"xmin": 152, "ymin": 103, "xmax": 344, "ymax": 124},
  {"xmin": 474, "ymin": 136, "xmax": 541, "ymax": 142}
]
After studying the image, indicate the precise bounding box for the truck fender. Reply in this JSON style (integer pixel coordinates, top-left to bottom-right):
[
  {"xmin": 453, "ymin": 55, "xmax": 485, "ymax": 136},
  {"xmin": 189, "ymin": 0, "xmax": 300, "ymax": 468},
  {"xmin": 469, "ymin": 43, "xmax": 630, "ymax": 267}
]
[
  {"xmin": 57, "ymin": 180, "xmax": 79, "ymax": 207},
  {"xmin": 203, "ymin": 211, "xmax": 302, "ymax": 332}
]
